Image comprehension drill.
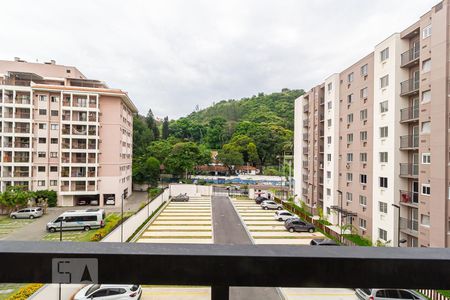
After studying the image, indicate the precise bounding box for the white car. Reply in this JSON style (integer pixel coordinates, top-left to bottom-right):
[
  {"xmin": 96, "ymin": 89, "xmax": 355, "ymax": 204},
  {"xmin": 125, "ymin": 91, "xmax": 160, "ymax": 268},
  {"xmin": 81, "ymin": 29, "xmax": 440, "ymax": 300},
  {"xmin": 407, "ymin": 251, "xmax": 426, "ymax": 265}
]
[
  {"xmin": 274, "ymin": 210, "xmax": 297, "ymax": 221},
  {"xmin": 74, "ymin": 284, "xmax": 142, "ymax": 300},
  {"xmin": 355, "ymin": 288, "xmax": 426, "ymax": 300},
  {"xmin": 261, "ymin": 200, "xmax": 283, "ymax": 210},
  {"xmin": 10, "ymin": 207, "xmax": 43, "ymax": 219}
]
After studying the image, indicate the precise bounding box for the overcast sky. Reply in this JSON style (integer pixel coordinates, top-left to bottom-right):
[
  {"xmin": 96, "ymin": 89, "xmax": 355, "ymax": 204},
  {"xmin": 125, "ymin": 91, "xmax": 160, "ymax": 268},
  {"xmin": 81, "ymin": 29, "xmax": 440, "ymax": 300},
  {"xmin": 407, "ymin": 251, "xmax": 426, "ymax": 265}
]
[{"xmin": 1, "ymin": 0, "xmax": 437, "ymax": 119}]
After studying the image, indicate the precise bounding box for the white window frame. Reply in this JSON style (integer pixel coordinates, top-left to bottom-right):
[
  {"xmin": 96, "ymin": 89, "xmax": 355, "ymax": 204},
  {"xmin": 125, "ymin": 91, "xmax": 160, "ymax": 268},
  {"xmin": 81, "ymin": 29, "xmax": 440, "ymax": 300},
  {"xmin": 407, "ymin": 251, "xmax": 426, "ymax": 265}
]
[
  {"xmin": 379, "ymin": 201, "xmax": 388, "ymax": 214},
  {"xmin": 359, "ymin": 195, "xmax": 367, "ymax": 206},
  {"xmin": 380, "ymin": 152, "xmax": 388, "ymax": 163},
  {"xmin": 422, "ymin": 24, "xmax": 432, "ymax": 39},
  {"xmin": 360, "ymin": 174, "xmax": 367, "ymax": 185},
  {"xmin": 378, "ymin": 228, "xmax": 388, "ymax": 241},
  {"xmin": 421, "ymin": 184, "xmax": 431, "ymax": 196},
  {"xmin": 422, "ymin": 153, "xmax": 431, "ymax": 164},
  {"xmin": 380, "ymin": 75, "xmax": 389, "ymax": 88},
  {"xmin": 380, "ymin": 100, "xmax": 389, "ymax": 113},
  {"xmin": 380, "ymin": 126, "xmax": 388, "ymax": 138},
  {"xmin": 380, "ymin": 47, "xmax": 389, "ymax": 61},
  {"xmin": 359, "ymin": 218, "xmax": 367, "ymax": 229},
  {"xmin": 379, "ymin": 177, "xmax": 388, "ymax": 188}
]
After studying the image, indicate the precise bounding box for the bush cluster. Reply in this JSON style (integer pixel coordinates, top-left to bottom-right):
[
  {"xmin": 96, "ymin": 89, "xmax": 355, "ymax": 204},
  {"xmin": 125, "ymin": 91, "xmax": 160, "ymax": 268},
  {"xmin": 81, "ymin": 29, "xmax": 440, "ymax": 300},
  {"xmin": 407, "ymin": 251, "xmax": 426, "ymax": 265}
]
[{"xmin": 7, "ymin": 284, "xmax": 44, "ymax": 300}]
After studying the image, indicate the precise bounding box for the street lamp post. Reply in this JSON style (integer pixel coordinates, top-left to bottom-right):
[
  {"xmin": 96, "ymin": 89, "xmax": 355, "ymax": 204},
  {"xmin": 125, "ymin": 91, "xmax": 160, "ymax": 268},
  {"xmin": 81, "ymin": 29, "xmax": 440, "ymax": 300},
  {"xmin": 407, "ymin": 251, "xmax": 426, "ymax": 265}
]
[
  {"xmin": 392, "ymin": 204, "xmax": 407, "ymax": 247},
  {"xmin": 121, "ymin": 193, "xmax": 124, "ymax": 243},
  {"xmin": 337, "ymin": 190, "xmax": 343, "ymax": 243}
]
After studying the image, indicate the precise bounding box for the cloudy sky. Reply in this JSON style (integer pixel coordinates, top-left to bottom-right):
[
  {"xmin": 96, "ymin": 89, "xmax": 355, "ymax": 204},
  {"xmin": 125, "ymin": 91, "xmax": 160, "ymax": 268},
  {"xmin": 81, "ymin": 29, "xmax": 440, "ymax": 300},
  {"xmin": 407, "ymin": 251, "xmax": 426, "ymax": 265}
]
[{"xmin": 1, "ymin": 0, "xmax": 437, "ymax": 118}]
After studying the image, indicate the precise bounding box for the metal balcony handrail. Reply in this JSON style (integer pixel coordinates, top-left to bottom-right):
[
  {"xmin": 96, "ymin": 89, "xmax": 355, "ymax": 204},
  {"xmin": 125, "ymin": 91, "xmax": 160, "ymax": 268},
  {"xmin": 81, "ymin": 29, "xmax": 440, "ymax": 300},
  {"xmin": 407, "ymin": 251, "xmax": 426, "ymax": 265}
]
[
  {"xmin": 400, "ymin": 106, "xmax": 419, "ymax": 122},
  {"xmin": 399, "ymin": 163, "xmax": 419, "ymax": 176},
  {"xmin": 0, "ymin": 241, "xmax": 449, "ymax": 299},
  {"xmin": 401, "ymin": 46, "xmax": 420, "ymax": 67},
  {"xmin": 400, "ymin": 135, "xmax": 419, "ymax": 149},
  {"xmin": 400, "ymin": 78, "xmax": 420, "ymax": 95},
  {"xmin": 400, "ymin": 190, "xmax": 419, "ymax": 205}
]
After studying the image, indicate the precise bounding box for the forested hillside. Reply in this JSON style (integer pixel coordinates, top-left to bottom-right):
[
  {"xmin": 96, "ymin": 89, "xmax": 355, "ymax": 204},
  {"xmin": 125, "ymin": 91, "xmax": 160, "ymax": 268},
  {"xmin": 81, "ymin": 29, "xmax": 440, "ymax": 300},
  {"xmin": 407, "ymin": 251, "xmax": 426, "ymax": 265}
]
[{"xmin": 132, "ymin": 88, "xmax": 304, "ymax": 184}]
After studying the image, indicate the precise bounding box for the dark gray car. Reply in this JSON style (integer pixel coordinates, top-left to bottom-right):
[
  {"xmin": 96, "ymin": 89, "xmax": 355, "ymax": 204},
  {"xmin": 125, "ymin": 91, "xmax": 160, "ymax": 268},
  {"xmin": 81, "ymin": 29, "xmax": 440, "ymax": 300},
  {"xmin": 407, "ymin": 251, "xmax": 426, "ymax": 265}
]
[{"xmin": 284, "ymin": 218, "xmax": 315, "ymax": 233}]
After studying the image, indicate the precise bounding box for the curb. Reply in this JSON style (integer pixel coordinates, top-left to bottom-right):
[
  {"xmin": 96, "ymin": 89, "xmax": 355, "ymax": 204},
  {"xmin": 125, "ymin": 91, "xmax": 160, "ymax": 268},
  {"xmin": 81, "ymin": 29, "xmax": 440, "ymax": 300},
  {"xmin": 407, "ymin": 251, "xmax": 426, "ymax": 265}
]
[{"xmin": 129, "ymin": 200, "xmax": 171, "ymax": 243}]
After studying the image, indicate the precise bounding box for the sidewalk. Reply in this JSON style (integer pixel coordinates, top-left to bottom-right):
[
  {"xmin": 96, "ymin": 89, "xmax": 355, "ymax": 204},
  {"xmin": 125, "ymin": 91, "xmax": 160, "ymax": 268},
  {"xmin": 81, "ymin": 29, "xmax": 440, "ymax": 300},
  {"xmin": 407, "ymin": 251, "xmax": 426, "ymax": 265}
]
[{"xmin": 29, "ymin": 284, "xmax": 83, "ymax": 300}]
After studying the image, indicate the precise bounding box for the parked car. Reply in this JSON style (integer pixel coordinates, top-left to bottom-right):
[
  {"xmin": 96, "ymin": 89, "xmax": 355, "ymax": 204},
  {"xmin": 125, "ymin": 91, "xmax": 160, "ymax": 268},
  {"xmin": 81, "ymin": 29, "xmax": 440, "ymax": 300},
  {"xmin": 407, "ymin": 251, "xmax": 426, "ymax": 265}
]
[
  {"xmin": 74, "ymin": 284, "xmax": 142, "ymax": 300},
  {"xmin": 355, "ymin": 288, "xmax": 426, "ymax": 300},
  {"xmin": 46, "ymin": 209, "xmax": 105, "ymax": 233},
  {"xmin": 274, "ymin": 210, "xmax": 297, "ymax": 221},
  {"xmin": 10, "ymin": 207, "xmax": 43, "ymax": 219},
  {"xmin": 171, "ymin": 193, "xmax": 189, "ymax": 202},
  {"xmin": 310, "ymin": 239, "xmax": 339, "ymax": 246},
  {"xmin": 226, "ymin": 185, "xmax": 240, "ymax": 191},
  {"xmin": 261, "ymin": 200, "xmax": 283, "ymax": 210},
  {"xmin": 255, "ymin": 196, "xmax": 268, "ymax": 204},
  {"xmin": 284, "ymin": 218, "xmax": 315, "ymax": 233}
]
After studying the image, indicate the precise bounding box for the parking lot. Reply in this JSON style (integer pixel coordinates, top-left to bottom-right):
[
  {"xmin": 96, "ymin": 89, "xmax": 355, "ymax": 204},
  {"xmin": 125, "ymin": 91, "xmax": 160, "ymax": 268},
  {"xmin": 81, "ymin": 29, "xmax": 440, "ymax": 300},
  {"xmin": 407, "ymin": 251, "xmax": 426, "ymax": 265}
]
[
  {"xmin": 0, "ymin": 216, "xmax": 34, "ymax": 240},
  {"xmin": 137, "ymin": 196, "xmax": 213, "ymax": 244},
  {"xmin": 231, "ymin": 198, "xmax": 325, "ymax": 245}
]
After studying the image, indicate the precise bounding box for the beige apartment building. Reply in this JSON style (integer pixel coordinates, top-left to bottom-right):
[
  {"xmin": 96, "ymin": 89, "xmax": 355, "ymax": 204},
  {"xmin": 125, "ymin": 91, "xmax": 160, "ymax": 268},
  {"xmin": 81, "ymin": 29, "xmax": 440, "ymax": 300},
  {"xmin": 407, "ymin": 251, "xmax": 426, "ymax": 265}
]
[
  {"xmin": 294, "ymin": 1, "xmax": 450, "ymax": 247},
  {"xmin": 0, "ymin": 58, "xmax": 137, "ymax": 207}
]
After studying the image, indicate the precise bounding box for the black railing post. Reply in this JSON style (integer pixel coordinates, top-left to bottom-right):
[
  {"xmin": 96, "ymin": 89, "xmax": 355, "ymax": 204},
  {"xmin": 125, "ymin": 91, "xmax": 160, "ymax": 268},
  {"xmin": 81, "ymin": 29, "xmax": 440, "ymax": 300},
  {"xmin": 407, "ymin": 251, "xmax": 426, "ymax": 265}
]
[{"xmin": 212, "ymin": 285, "xmax": 229, "ymax": 300}]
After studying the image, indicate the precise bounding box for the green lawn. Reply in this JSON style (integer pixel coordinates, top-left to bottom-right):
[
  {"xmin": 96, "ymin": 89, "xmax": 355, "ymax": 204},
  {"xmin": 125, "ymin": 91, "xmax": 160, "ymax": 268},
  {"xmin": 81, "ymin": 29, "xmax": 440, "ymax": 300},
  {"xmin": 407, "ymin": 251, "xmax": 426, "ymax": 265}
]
[
  {"xmin": 0, "ymin": 216, "xmax": 34, "ymax": 239},
  {"xmin": 42, "ymin": 212, "xmax": 133, "ymax": 242},
  {"xmin": 0, "ymin": 284, "xmax": 22, "ymax": 300}
]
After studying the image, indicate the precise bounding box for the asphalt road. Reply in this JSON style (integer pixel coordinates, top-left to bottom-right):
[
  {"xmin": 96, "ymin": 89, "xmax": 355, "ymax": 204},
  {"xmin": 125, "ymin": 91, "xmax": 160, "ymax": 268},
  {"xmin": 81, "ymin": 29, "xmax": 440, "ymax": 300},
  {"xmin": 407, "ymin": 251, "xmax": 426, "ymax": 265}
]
[{"xmin": 211, "ymin": 195, "xmax": 283, "ymax": 300}]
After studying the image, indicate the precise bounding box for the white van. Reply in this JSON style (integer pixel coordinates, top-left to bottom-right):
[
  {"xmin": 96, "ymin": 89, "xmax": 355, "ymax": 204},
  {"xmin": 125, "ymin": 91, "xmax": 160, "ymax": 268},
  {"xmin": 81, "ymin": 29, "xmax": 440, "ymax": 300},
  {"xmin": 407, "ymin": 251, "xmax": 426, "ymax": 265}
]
[{"xmin": 46, "ymin": 209, "xmax": 105, "ymax": 232}]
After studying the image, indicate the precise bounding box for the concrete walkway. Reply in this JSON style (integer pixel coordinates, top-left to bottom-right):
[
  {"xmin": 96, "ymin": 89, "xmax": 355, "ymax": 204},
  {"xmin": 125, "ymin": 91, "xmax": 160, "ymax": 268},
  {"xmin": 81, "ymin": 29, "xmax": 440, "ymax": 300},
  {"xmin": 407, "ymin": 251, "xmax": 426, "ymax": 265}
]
[{"xmin": 211, "ymin": 195, "xmax": 282, "ymax": 300}]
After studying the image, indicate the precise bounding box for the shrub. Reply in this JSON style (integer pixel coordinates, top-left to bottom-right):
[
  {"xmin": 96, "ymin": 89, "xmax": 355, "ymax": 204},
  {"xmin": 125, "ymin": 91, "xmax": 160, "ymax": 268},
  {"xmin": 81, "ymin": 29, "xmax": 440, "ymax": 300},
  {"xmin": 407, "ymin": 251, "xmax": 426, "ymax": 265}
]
[
  {"xmin": 7, "ymin": 284, "xmax": 43, "ymax": 300},
  {"xmin": 34, "ymin": 190, "xmax": 57, "ymax": 207},
  {"xmin": 89, "ymin": 214, "xmax": 123, "ymax": 242},
  {"xmin": 148, "ymin": 187, "xmax": 163, "ymax": 199},
  {"xmin": 343, "ymin": 234, "xmax": 373, "ymax": 246}
]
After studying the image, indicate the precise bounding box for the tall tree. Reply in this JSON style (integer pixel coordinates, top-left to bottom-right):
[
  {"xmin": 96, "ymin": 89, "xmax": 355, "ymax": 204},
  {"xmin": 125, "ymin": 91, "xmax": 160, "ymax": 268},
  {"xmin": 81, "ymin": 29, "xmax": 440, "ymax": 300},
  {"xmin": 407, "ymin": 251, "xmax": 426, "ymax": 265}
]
[
  {"xmin": 133, "ymin": 115, "xmax": 154, "ymax": 157},
  {"xmin": 205, "ymin": 117, "xmax": 227, "ymax": 149},
  {"xmin": 146, "ymin": 109, "xmax": 160, "ymax": 140},
  {"xmin": 164, "ymin": 142, "xmax": 202, "ymax": 178},
  {"xmin": 217, "ymin": 148, "xmax": 244, "ymax": 173},
  {"xmin": 147, "ymin": 140, "xmax": 172, "ymax": 162},
  {"xmin": 162, "ymin": 116, "xmax": 170, "ymax": 139}
]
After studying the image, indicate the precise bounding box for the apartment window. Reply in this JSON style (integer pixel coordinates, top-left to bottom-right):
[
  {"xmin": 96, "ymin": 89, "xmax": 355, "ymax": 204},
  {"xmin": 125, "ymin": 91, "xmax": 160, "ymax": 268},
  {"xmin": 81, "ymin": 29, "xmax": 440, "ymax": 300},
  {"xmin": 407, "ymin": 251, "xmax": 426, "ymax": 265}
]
[
  {"xmin": 380, "ymin": 126, "xmax": 388, "ymax": 138},
  {"xmin": 360, "ymin": 64, "xmax": 368, "ymax": 76},
  {"xmin": 38, "ymin": 123, "xmax": 47, "ymax": 130},
  {"xmin": 359, "ymin": 218, "xmax": 367, "ymax": 229},
  {"xmin": 421, "ymin": 214, "xmax": 430, "ymax": 226},
  {"xmin": 38, "ymin": 152, "xmax": 46, "ymax": 158},
  {"xmin": 39, "ymin": 109, "xmax": 47, "ymax": 116},
  {"xmin": 378, "ymin": 228, "xmax": 388, "ymax": 241},
  {"xmin": 51, "ymin": 110, "xmax": 58, "ymax": 117},
  {"xmin": 327, "ymin": 136, "xmax": 332, "ymax": 144},
  {"xmin": 360, "ymin": 131, "xmax": 367, "ymax": 141},
  {"xmin": 422, "ymin": 24, "xmax": 432, "ymax": 39},
  {"xmin": 360, "ymin": 109, "xmax": 367, "ymax": 120},
  {"xmin": 51, "ymin": 124, "xmax": 59, "ymax": 130},
  {"xmin": 37, "ymin": 180, "xmax": 45, "ymax": 187},
  {"xmin": 360, "ymin": 174, "xmax": 367, "ymax": 184},
  {"xmin": 360, "ymin": 87, "xmax": 368, "ymax": 99},
  {"xmin": 422, "ymin": 184, "xmax": 431, "ymax": 196},
  {"xmin": 347, "ymin": 133, "xmax": 353, "ymax": 143},
  {"xmin": 422, "ymin": 153, "xmax": 431, "ymax": 164},
  {"xmin": 422, "ymin": 90, "xmax": 431, "ymax": 103},
  {"xmin": 346, "ymin": 173, "xmax": 353, "ymax": 182},
  {"xmin": 51, "ymin": 138, "xmax": 58, "ymax": 144},
  {"xmin": 327, "ymin": 101, "xmax": 332, "ymax": 110},
  {"xmin": 359, "ymin": 195, "xmax": 367, "ymax": 206},
  {"xmin": 327, "ymin": 119, "xmax": 332, "ymax": 127},
  {"xmin": 380, "ymin": 100, "xmax": 389, "ymax": 113},
  {"xmin": 50, "ymin": 166, "xmax": 58, "ymax": 172},
  {"xmin": 38, "ymin": 166, "xmax": 45, "ymax": 172},
  {"xmin": 347, "ymin": 113, "xmax": 353, "ymax": 123},
  {"xmin": 380, "ymin": 47, "xmax": 389, "ymax": 61},
  {"xmin": 50, "ymin": 96, "xmax": 58, "ymax": 103},
  {"xmin": 50, "ymin": 180, "xmax": 58, "ymax": 186},
  {"xmin": 39, "ymin": 95, "xmax": 47, "ymax": 102},
  {"xmin": 347, "ymin": 72, "xmax": 354, "ymax": 83},
  {"xmin": 421, "ymin": 121, "xmax": 431, "ymax": 134},
  {"xmin": 50, "ymin": 152, "xmax": 58, "ymax": 158},
  {"xmin": 346, "ymin": 192, "xmax": 353, "ymax": 202},
  {"xmin": 327, "ymin": 83, "xmax": 332, "ymax": 91},
  {"xmin": 327, "ymin": 154, "xmax": 331, "ymax": 162},
  {"xmin": 347, "ymin": 153, "xmax": 353, "ymax": 162},
  {"xmin": 38, "ymin": 138, "xmax": 46, "ymax": 144},
  {"xmin": 380, "ymin": 75, "xmax": 389, "ymax": 88},
  {"xmin": 347, "ymin": 94, "xmax": 354, "ymax": 104},
  {"xmin": 422, "ymin": 59, "xmax": 431, "ymax": 73},
  {"xmin": 379, "ymin": 201, "xmax": 388, "ymax": 213},
  {"xmin": 380, "ymin": 152, "xmax": 388, "ymax": 163},
  {"xmin": 327, "ymin": 171, "xmax": 331, "ymax": 179},
  {"xmin": 327, "ymin": 188, "xmax": 331, "ymax": 196},
  {"xmin": 379, "ymin": 177, "xmax": 388, "ymax": 188},
  {"xmin": 360, "ymin": 152, "xmax": 367, "ymax": 162}
]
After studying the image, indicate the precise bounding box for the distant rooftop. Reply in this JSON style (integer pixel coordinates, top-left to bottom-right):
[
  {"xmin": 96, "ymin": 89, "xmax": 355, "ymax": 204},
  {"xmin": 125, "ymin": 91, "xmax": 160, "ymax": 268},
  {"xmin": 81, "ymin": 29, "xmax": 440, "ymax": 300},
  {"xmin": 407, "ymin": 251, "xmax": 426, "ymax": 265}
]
[{"xmin": 0, "ymin": 58, "xmax": 85, "ymax": 79}]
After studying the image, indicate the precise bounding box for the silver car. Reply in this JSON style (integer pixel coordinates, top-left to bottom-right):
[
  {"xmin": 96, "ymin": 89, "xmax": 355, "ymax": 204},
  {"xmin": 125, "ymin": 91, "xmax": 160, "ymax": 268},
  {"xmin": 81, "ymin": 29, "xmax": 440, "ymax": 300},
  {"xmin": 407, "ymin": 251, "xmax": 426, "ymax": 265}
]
[
  {"xmin": 355, "ymin": 288, "xmax": 426, "ymax": 300},
  {"xmin": 261, "ymin": 200, "xmax": 283, "ymax": 210},
  {"xmin": 10, "ymin": 207, "xmax": 43, "ymax": 219},
  {"xmin": 74, "ymin": 284, "xmax": 142, "ymax": 300}
]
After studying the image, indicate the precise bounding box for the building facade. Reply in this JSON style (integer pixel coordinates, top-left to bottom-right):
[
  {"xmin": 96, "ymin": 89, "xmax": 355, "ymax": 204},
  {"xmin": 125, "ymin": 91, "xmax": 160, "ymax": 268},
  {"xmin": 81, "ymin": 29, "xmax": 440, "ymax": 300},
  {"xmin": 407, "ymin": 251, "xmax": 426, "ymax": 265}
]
[
  {"xmin": 0, "ymin": 58, "xmax": 137, "ymax": 207},
  {"xmin": 294, "ymin": 1, "xmax": 450, "ymax": 247}
]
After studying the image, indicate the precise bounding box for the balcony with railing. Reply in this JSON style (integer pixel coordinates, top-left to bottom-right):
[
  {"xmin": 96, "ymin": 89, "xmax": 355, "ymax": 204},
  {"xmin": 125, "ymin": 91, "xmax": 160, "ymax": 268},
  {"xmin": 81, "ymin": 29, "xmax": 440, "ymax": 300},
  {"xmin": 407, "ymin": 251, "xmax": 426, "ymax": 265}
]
[
  {"xmin": 319, "ymin": 145, "xmax": 324, "ymax": 153},
  {"xmin": 303, "ymin": 104, "xmax": 309, "ymax": 113},
  {"xmin": 15, "ymin": 94, "xmax": 31, "ymax": 105},
  {"xmin": 401, "ymin": 46, "xmax": 420, "ymax": 68},
  {"xmin": 73, "ymin": 98, "xmax": 87, "ymax": 108},
  {"xmin": 72, "ymin": 141, "xmax": 87, "ymax": 149},
  {"xmin": 400, "ymin": 135, "xmax": 419, "ymax": 150},
  {"xmin": 400, "ymin": 217, "xmax": 419, "ymax": 236},
  {"xmin": 400, "ymin": 106, "xmax": 419, "ymax": 123},
  {"xmin": 400, "ymin": 78, "xmax": 420, "ymax": 96},
  {"xmin": 319, "ymin": 113, "xmax": 324, "ymax": 122},
  {"xmin": 399, "ymin": 163, "xmax": 418, "ymax": 178},
  {"xmin": 303, "ymin": 120, "xmax": 309, "ymax": 127},
  {"xmin": 87, "ymin": 181, "xmax": 96, "ymax": 191},
  {"xmin": 3, "ymin": 154, "xmax": 12, "ymax": 162},
  {"xmin": 88, "ymin": 127, "xmax": 97, "ymax": 136},
  {"xmin": 14, "ymin": 168, "xmax": 30, "ymax": 177},
  {"xmin": 302, "ymin": 188, "xmax": 308, "ymax": 196},
  {"xmin": 302, "ymin": 174, "xmax": 308, "ymax": 182},
  {"xmin": 15, "ymin": 124, "xmax": 30, "ymax": 134},
  {"xmin": 3, "ymin": 126, "xmax": 13, "ymax": 133},
  {"xmin": 303, "ymin": 147, "xmax": 309, "ymax": 155},
  {"xmin": 72, "ymin": 125, "xmax": 87, "ymax": 135},
  {"xmin": 400, "ymin": 190, "xmax": 419, "ymax": 206},
  {"xmin": 72, "ymin": 156, "xmax": 87, "ymax": 163},
  {"xmin": 72, "ymin": 181, "xmax": 87, "ymax": 191},
  {"xmin": 302, "ymin": 161, "xmax": 308, "ymax": 169},
  {"xmin": 89, "ymin": 112, "xmax": 97, "ymax": 122},
  {"xmin": 60, "ymin": 183, "xmax": 70, "ymax": 191},
  {"xmin": 303, "ymin": 133, "xmax": 308, "ymax": 141},
  {"xmin": 14, "ymin": 154, "xmax": 30, "ymax": 163}
]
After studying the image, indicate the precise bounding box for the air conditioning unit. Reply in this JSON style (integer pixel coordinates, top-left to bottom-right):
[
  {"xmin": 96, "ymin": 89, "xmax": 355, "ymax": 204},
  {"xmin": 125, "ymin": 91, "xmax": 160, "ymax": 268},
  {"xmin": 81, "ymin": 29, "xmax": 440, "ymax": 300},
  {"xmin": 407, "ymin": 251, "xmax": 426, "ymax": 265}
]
[{"xmin": 346, "ymin": 164, "xmax": 350, "ymax": 169}]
